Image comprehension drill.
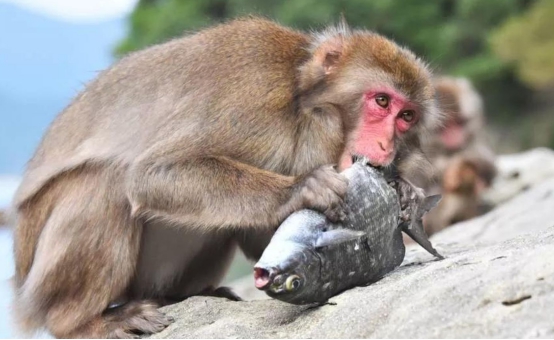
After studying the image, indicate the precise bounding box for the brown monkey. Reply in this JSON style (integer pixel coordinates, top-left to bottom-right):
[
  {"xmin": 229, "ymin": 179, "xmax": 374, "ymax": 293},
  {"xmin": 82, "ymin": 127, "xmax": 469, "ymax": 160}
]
[
  {"xmin": 419, "ymin": 76, "xmax": 496, "ymax": 191},
  {"xmin": 416, "ymin": 76, "xmax": 497, "ymax": 234},
  {"xmin": 12, "ymin": 18, "xmax": 439, "ymax": 338},
  {"xmin": 423, "ymin": 155, "xmax": 496, "ymax": 234}
]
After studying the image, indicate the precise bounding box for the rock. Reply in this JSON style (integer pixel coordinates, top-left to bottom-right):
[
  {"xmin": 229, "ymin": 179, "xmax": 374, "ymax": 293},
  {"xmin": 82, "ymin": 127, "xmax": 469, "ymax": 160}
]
[
  {"xmin": 483, "ymin": 147, "xmax": 554, "ymax": 205},
  {"xmin": 148, "ymin": 177, "xmax": 554, "ymax": 338}
]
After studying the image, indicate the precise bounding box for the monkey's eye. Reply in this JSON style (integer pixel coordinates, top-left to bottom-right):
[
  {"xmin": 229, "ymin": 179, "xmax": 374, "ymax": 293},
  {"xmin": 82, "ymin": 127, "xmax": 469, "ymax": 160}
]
[
  {"xmin": 400, "ymin": 110, "xmax": 415, "ymax": 123},
  {"xmin": 375, "ymin": 95, "xmax": 389, "ymax": 108},
  {"xmin": 285, "ymin": 275, "xmax": 302, "ymax": 291}
]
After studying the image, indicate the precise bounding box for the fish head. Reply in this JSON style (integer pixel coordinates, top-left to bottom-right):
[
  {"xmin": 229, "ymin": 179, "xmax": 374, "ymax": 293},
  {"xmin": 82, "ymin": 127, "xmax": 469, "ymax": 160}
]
[
  {"xmin": 253, "ymin": 243, "xmax": 321, "ymax": 303},
  {"xmin": 253, "ymin": 227, "xmax": 366, "ymax": 304}
]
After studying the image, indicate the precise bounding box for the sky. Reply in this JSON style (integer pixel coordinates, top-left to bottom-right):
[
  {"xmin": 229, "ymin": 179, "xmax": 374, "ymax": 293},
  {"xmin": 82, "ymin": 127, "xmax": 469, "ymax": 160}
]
[
  {"xmin": 0, "ymin": 1, "xmax": 132, "ymax": 174},
  {"xmin": 0, "ymin": 0, "xmax": 138, "ymax": 23}
]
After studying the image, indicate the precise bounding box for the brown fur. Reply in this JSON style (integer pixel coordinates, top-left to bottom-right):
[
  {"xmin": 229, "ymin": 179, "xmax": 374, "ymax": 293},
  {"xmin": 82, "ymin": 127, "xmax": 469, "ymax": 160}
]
[{"xmin": 13, "ymin": 18, "xmax": 437, "ymax": 338}]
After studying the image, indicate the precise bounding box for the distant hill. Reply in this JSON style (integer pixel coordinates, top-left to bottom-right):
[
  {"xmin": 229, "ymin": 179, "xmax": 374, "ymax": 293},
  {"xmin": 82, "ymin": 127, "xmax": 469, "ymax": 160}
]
[{"xmin": 0, "ymin": 2, "xmax": 126, "ymax": 174}]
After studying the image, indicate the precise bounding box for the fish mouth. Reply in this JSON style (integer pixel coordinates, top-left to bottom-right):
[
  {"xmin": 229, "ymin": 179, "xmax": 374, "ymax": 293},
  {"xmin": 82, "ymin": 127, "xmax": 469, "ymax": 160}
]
[
  {"xmin": 254, "ymin": 267, "xmax": 274, "ymax": 290},
  {"xmin": 254, "ymin": 267, "xmax": 290, "ymax": 292},
  {"xmin": 254, "ymin": 267, "xmax": 304, "ymax": 295},
  {"xmin": 352, "ymin": 154, "xmax": 376, "ymax": 167}
]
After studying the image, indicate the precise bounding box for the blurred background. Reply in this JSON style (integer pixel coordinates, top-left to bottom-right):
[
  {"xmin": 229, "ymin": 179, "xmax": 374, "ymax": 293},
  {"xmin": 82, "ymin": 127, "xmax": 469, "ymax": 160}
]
[{"xmin": 1, "ymin": 0, "xmax": 553, "ymax": 337}]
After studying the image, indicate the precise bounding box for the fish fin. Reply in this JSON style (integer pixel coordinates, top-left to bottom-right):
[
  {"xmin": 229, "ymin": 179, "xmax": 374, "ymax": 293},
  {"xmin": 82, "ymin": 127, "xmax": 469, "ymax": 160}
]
[
  {"xmin": 401, "ymin": 220, "xmax": 444, "ymax": 260},
  {"xmin": 315, "ymin": 229, "xmax": 366, "ymax": 248},
  {"xmin": 420, "ymin": 194, "xmax": 442, "ymax": 214}
]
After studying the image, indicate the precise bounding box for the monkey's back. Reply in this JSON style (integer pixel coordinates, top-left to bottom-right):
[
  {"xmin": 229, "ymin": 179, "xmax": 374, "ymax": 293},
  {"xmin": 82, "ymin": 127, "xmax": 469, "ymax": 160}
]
[{"xmin": 14, "ymin": 18, "xmax": 311, "ymax": 207}]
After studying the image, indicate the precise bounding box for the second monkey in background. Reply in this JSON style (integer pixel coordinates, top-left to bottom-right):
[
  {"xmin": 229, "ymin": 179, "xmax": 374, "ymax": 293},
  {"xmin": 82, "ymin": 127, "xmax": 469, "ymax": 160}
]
[{"xmin": 418, "ymin": 76, "xmax": 497, "ymax": 234}]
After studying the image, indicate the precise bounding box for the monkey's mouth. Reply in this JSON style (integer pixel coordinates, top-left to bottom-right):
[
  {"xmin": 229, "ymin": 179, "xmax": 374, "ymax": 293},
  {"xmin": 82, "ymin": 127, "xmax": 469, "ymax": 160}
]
[{"xmin": 351, "ymin": 154, "xmax": 370, "ymax": 165}]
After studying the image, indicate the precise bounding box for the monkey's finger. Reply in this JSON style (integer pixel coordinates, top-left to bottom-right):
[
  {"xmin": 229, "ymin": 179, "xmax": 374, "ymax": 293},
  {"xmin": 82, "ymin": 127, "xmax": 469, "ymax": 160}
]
[
  {"xmin": 324, "ymin": 205, "xmax": 346, "ymax": 223},
  {"xmin": 320, "ymin": 171, "xmax": 349, "ymax": 196},
  {"xmin": 323, "ymin": 195, "xmax": 346, "ymax": 223}
]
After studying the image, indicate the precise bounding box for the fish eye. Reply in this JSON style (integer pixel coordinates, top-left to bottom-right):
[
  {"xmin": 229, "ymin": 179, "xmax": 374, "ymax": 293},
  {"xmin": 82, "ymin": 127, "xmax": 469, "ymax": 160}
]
[
  {"xmin": 375, "ymin": 94, "xmax": 389, "ymax": 108},
  {"xmin": 285, "ymin": 275, "xmax": 302, "ymax": 291}
]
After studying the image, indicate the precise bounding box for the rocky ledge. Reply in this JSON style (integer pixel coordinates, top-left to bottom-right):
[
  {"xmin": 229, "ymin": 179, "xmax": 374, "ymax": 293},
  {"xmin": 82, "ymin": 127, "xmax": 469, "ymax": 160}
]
[{"xmin": 148, "ymin": 176, "xmax": 554, "ymax": 338}]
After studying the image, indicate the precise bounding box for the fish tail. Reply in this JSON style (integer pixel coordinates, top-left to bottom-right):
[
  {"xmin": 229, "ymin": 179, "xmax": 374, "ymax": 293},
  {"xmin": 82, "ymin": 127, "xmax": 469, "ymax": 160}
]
[
  {"xmin": 402, "ymin": 194, "xmax": 444, "ymax": 259},
  {"xmin": 419, "ymin": 195, "xmax": 442, "ymax": 216},
  {"xmin": 401, "ymin": 220, "xmax": 444, "ymax": 259}
]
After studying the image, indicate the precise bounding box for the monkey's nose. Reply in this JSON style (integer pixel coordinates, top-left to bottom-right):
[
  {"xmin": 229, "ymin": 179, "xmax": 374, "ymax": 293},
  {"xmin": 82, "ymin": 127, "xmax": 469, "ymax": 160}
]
[{"xmin": 378, "ymin": 141, "xmax": 386, "ymax": 151}]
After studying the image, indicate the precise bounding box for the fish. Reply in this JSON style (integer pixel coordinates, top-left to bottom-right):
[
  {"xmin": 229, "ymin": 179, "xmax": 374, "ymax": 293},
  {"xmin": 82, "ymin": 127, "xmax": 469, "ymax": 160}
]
[{"xmin": 253, "ymin": 157, "xmax": 443, "ymax": 305}]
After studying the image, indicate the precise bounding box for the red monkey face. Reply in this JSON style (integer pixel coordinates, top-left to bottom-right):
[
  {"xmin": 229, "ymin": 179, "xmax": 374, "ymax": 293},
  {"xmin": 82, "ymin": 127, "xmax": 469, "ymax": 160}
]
[
  {"xmin": 439, "ymin": 116, "xmax": 468, "ymax": 151},
  {"xmin": 357, "ymin": 89, "xmax": 419, "ymax": 165},
  {"xmin": 303, "ymin": 31, "xmax": 438, "ymax": 170},
  {"xmin": 339, "ymin": 87, "xmax": 422, "ymax": 170}
]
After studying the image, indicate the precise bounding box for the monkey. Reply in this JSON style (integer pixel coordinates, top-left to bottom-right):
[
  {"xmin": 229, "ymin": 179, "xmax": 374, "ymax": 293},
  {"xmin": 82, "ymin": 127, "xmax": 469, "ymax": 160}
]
[
  {"xmin": 12, "ymin": 18, "xmax": 439, "ymax": 338},
  {"xmin": 418, "ymin": 76, "xmax": 496, "ymax": 190},
  {"xmin": 423, "ymin": 155, "xmax": 497, "ymax": 234},
  {"xmin": 413, "ymin": 76, "xmax": 497, "ymax": 234}
]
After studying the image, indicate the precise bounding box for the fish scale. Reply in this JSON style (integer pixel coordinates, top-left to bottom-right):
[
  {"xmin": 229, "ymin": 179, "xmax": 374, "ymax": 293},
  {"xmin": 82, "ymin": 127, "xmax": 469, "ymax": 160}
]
[{"xmin": 254, "ymin": 157, "xmax": 442, "ymax": 305}]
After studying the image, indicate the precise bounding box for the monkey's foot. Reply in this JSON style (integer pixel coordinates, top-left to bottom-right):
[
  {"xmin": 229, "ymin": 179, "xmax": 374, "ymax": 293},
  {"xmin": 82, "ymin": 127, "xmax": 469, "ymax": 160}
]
[
  {"xmin": 103, "ymin": 300, "xmax": 174, "ymax": 339},
  {"xmin": 201, "ymin": 286, "xmax": 243, "ymax": 301}
]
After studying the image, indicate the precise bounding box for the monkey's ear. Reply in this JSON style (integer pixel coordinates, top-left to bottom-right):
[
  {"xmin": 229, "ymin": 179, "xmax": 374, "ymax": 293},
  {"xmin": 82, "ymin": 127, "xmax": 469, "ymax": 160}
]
[
  {"xmin": 313, "ymin": 36, "xmax": 345, "ymax": 75},
  {"xmin": 299, "ymin": 31, "xmax": 349, "ymax": 90}
]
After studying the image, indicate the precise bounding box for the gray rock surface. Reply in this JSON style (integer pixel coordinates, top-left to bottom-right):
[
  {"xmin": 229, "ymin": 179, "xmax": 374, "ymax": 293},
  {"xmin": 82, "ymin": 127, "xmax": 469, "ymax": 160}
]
[
  {"xmin": 483, "ymin": 147, "xmax": 554, "ymax": 205},
  {"xmin": 149, "ymin": 177, "xmax": 554, "ymax": 338}
]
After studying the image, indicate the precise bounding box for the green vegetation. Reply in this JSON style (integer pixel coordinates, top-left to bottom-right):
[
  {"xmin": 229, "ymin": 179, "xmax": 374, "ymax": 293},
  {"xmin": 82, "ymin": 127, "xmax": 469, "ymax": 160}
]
[
  {"xmin": 491, "ymin": 0, "xmax": 554, "ymax": 90},
  {"xmin": 116, "ymin": 0, "xmax": 554, "ymax": 151}
]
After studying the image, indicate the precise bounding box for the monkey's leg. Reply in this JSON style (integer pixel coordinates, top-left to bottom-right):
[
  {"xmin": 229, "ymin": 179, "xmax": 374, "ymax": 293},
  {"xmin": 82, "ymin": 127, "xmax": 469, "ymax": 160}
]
[
  {"xmin": 127, "ymin": 153, "xmax": 347, "ymax": 229},
  {"xmin": 180, "ymin": 235, "xmax": 242, "ymax": 301},
  {"xmin": 236, "ymin": 227, "xmax": 275, "ymax": 261},
  {"xmin": 131, "ymin": 221, "xmax": 239, "ymax": 304},
  {"xmin": 14, "ymin": 166, "xmax": 171, "ymax": 338}
]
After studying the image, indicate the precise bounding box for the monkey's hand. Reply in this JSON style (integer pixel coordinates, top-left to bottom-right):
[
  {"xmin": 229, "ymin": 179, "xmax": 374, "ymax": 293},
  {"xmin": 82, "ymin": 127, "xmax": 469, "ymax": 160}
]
[{"xmin": 292, "ymin": 165, "xmax": 349, "ymax": 222}]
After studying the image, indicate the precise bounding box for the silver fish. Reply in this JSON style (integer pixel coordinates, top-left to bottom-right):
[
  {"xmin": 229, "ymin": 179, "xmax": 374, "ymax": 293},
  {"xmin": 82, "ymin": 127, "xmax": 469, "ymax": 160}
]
[{"xmin": 253, "ymin": 157, "xmax": 442, "ymax": 305}]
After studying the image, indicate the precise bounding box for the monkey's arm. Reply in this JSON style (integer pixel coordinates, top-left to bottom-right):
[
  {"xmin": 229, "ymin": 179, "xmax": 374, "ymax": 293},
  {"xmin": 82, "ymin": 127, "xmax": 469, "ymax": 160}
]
[{"xmin": 127, "ymin": 150, "xmax": 346, "ymax": 229}]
